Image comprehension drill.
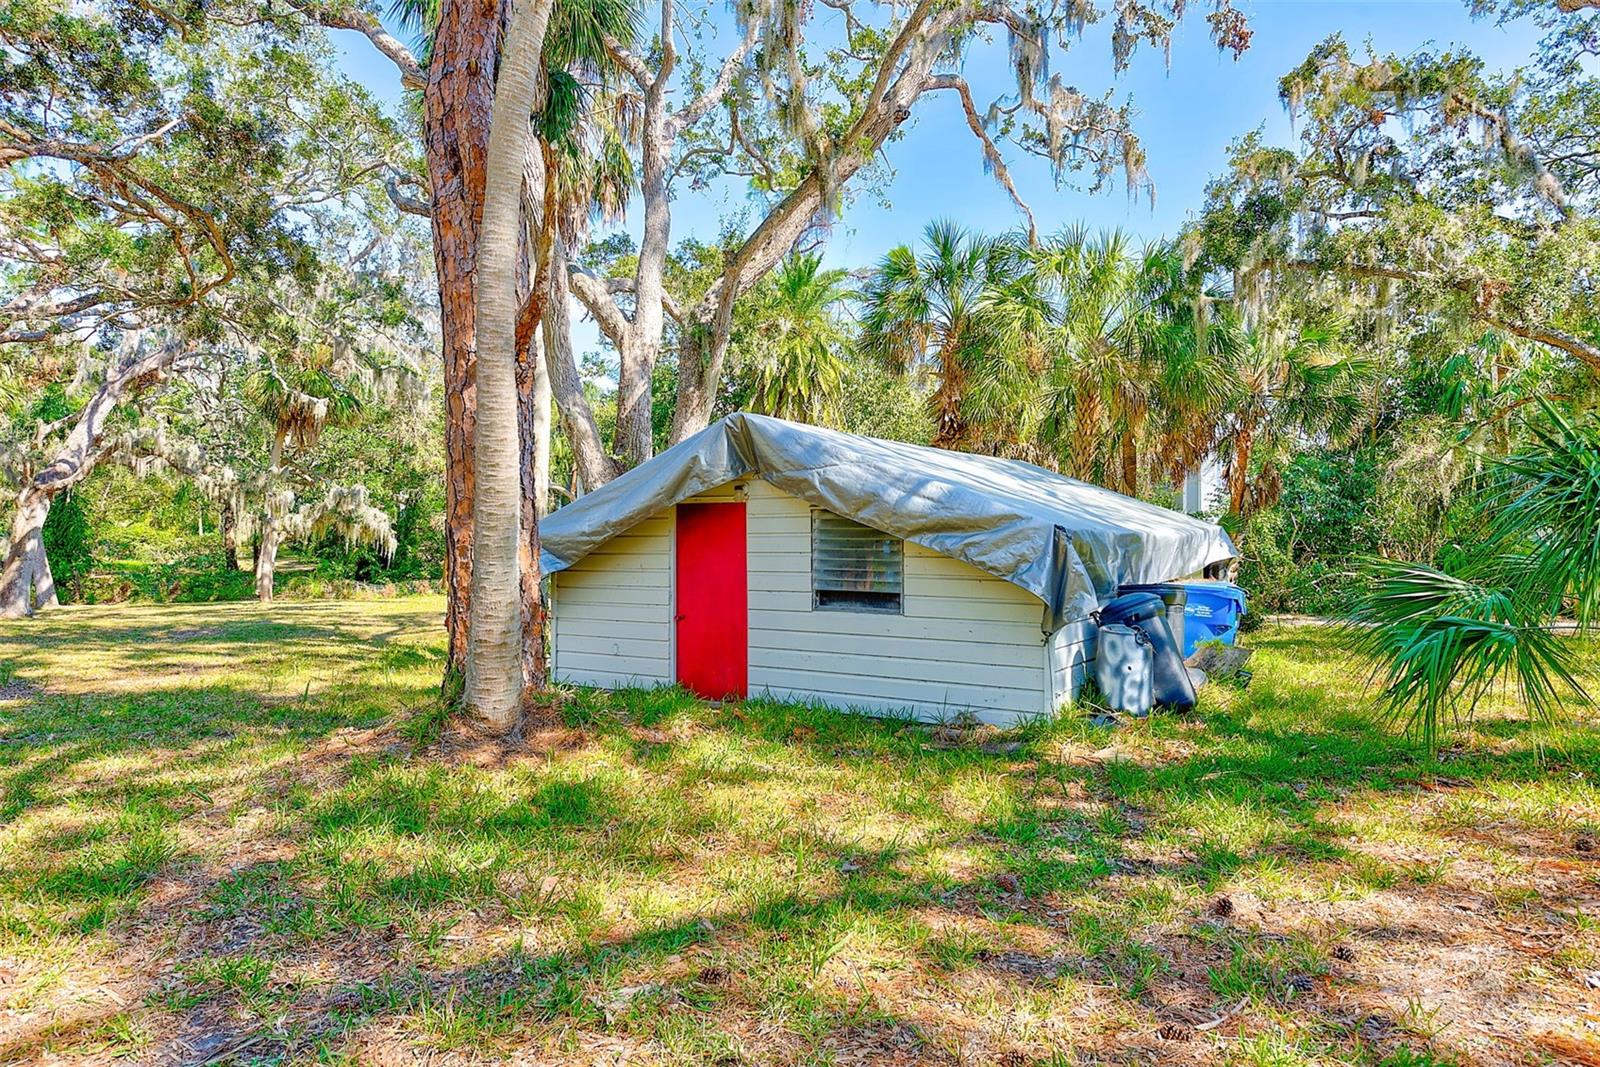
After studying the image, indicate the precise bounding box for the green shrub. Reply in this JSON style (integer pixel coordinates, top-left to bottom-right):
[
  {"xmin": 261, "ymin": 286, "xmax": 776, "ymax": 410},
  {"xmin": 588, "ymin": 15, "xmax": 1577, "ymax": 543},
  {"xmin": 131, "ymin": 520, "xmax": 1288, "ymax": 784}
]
[{"xmin": 41, "ymin": 490, "xmax": 93, "ymax": 602}]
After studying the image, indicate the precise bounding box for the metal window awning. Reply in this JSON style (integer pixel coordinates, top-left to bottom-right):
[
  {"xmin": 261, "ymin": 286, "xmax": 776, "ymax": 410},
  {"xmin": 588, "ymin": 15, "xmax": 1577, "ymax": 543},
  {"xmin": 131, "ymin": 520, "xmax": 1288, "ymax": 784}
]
[{"xmin": 538, "ymin": 413, "xmax": 1236, "ymax": 632}]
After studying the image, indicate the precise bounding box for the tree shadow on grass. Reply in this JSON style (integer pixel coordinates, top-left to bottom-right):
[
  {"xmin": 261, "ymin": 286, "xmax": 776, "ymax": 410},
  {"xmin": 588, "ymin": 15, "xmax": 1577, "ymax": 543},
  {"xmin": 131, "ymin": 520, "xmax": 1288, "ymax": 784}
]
[{"xmin": 2, "ymin": 620, "xmax": 1592, "ymax": 1065}]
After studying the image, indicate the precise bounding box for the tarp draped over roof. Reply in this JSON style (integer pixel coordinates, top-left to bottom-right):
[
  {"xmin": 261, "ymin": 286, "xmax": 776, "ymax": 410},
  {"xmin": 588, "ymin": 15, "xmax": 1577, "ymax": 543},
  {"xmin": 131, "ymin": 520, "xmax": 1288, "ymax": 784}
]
[{"xmin": 539, "ymin": 413, "xmax": 1236, "ymax": 631}]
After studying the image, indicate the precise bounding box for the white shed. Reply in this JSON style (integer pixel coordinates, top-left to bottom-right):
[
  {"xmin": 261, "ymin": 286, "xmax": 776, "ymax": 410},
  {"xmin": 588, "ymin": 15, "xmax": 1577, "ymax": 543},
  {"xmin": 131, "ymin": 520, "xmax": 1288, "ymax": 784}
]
[{"xmin": 539, "ymin": 414, "xmax": 1235, "ymax": 727}]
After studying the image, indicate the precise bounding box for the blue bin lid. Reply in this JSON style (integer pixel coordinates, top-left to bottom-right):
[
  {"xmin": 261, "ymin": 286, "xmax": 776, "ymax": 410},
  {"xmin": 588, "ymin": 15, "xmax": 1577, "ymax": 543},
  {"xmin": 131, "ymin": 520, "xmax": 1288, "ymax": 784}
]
[{"xmin": 1180, "ymin": 580, "xmax": 1247, "ymax": 612}]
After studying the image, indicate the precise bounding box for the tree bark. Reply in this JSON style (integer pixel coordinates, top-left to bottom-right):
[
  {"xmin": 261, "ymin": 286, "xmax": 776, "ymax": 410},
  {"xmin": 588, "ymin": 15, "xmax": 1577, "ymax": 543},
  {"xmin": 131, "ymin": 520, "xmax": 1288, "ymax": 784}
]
[
  {"xmin": 516, "ymin": 180, "xmax": 554, "ymax": 706},
  {"xmin": 1120, "ymin": 431, "xmax": 1139, "ymax": 496},
  {"xmin": 254, "ymin": 520, "xmax": 281, "ymax": 601},
  {"xmin": 518, "ymin": 330, "xmax": 550, "ymax": 697},
  {"xmin": 426, "ymin": 0, "xmax": 510, "ymax": 681},
  {"xmin": 255, "ymin": 428, "xmax": 287, "ymax": 602},
  {"xmin": 666, "ymin": 4, "xmax": 963, "ymax": 443},
  {"xmin": 220, "ymin": 497, "xmax": 239, "ymax": 571},
  {"xmin": 0, "ymin": 340, "xmax": 184, "ymax": 617},
  {"xmin": 546, "ymin": 239, "xmax": 621, "ymax": 490},
  {"xmin": 465, "ymin": 0, "xmax": 556, "ymax": 727},
  {"xmin": 0, "ymin": 489, "xmax": 55, "ymax": 618},
  {"xmin": 1228, "ymin": 423, "xmax": 1253, "ymax": 517},
  {"xmin": 615, "ymin": 53, "xmax": 677, "ymax": 468}
]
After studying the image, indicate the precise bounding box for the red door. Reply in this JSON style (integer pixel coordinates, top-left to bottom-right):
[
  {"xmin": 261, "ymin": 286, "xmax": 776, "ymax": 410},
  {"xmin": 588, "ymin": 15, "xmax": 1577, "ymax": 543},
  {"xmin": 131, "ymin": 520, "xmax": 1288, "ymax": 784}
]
[{"xmin": 675, "ymin": 502, "xmax": 747, "ymax": 699}]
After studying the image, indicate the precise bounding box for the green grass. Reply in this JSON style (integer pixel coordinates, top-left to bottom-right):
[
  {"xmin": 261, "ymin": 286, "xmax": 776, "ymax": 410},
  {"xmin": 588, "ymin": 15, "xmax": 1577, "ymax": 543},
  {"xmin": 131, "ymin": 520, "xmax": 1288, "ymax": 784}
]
[{"xmin": 0, "ymin": 597, "xmax": 1596, "ymax": 1064}]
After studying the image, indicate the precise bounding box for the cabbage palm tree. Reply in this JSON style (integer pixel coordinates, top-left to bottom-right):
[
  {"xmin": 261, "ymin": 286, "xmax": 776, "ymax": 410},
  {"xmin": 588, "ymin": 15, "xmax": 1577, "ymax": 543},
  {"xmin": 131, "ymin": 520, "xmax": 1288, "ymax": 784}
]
[
  {"xmin": 980, "ymin": 229, "xmax": 1190, "ymax": 489},
  {"xmin": 741, "ymin": 253, "xmax": 853, "ymax": 424},
  {"xmin": 859, "ymin": 221, "xmax": 1011, "ymax": 449},
  {"xmin": 1041, "ymin": 230, "xmax": 1186, "ymax": 488},
  {"xmin": 1221, "ymin": 319, "xmax": 1371, "ymax": 517},
  {"xmin": 466, "ymin": 0, "xmax": 556, "ymax": 726},
  {"xmin": 1135, "ymin": 245, "xmax": 1246, "ymax": 488}
]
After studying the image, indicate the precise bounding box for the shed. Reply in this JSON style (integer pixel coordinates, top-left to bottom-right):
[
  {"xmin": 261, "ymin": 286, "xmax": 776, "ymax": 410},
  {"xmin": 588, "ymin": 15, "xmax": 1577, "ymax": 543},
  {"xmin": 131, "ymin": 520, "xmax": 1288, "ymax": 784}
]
[{"xmin": 539, "ymin": 413, "xmax": 1235, "ymax": 726}]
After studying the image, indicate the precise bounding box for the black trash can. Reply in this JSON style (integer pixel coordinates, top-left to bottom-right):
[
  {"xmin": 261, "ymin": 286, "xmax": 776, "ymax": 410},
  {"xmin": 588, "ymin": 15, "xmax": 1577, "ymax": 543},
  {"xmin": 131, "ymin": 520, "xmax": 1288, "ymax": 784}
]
[
  {"xmin": 1096, "ymin": 591, "xmax": 1197, "ymax": 710},
  {"xmin": 1117, "ymin": 583, "xmax": 1188, "ymax": 655}
]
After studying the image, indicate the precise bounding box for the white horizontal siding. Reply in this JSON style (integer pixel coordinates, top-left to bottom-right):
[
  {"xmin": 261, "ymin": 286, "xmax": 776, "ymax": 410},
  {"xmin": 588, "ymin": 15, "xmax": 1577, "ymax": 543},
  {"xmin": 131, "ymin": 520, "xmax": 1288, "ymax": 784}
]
[
  {"xmin": 1048, "ymin": 619, "xmax": 1097, "ymax": 711},
  {"xmin": 739, "ymin": 481, "xmax": 1051, "ymax": 726},
  {"xmin": 746, "ymin": 607, "xmax": 1045, "ymax": 647},
  {"xmin": 551, "ymin": 512, "xmax": 673, "ymax": 688}
]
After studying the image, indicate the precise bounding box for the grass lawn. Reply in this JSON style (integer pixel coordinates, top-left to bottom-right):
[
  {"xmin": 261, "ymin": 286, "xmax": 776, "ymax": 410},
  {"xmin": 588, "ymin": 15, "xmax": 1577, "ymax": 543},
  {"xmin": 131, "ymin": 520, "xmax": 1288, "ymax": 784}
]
[{"xmin": 1, "ymin": 597, "xmax": 1597, "ymax": 1066}]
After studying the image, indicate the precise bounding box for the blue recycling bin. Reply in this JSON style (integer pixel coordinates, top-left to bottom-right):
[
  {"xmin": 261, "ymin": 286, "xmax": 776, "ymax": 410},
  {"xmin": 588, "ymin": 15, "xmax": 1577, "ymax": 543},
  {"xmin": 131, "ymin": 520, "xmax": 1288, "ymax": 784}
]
[{"xmin": 1180, "ymin": 580, "xmax": 1247, "ymax": 656}]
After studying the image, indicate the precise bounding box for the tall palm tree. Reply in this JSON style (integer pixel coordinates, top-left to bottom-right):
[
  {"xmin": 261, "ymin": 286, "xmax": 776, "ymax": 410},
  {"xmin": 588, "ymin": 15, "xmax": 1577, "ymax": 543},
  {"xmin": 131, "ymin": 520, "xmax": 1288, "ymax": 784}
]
[
  {"xmin": 859, "ymin": 221, "xmax": 1011, "ymax": 449},
  {"xmin": 980, "ymin": 229, "xmax": 1170, "ymax": 488},
  {"xmin": 466, "ymin": 0, "xmax": 557, "ymax": 727},
  {"xmin": 741, "ymin": 253, "xmax": 853, "ymax": 424},
  {"xmin": 1048, "ymin": 230, "xmax": 1162, "ymax": 488},
  {"xmin": 1222, "ymin": 318, "xmax": 1371, "ymax": 516},
  {"xmin": 1138, "ymin": 246, "xmax": 1247, "ymax": 489}
]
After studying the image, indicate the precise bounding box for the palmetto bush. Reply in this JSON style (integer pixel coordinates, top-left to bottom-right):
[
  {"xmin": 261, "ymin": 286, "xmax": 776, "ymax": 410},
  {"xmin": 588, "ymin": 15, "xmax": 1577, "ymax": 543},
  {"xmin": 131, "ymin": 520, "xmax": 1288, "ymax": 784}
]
[{"xmin": 1347, "ymin": 402, "xmax": 1600, "ymax": 749}]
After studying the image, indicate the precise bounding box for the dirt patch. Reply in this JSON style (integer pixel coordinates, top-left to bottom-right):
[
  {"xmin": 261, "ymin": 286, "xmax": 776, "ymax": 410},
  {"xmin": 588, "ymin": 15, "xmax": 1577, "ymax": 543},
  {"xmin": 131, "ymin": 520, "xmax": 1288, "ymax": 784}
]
[
  {"xmin": 821, "ymin": 1021, "xmax": 951, "ymax": 1067},
  {"xmin": 425, "ymin": 717, "xmax": 592, "ymax": 768}
]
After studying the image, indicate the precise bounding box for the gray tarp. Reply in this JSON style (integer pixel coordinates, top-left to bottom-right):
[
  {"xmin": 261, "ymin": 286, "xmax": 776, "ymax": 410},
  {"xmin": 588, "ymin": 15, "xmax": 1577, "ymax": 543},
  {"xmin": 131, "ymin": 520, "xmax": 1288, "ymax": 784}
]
[{"xmin": 539, "ymin": 413, "xmax": 1236, "ymax": 631}]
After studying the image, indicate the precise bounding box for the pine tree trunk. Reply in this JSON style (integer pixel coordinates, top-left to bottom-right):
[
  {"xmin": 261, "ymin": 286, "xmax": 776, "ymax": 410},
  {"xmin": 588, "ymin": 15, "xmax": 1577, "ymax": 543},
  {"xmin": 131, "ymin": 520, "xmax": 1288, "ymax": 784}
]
[
  {"xmin": 465, "ymin": 0, "xmax": 556, "ymax": 727},
  {"xmin": 426, "ymin": 0, "xmax": 510, "ymax": 682},
  {"xmin": 0, "ymin": 488, "xmax": 54, "ymax": 618}
]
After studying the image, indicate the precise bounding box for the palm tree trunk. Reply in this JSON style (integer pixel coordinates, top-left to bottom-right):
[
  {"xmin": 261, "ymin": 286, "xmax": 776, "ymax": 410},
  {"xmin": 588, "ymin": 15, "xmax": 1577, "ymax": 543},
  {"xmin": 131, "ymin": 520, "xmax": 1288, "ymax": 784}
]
[
  {"xmin": 931, "ymin": 348, "xmax": 968, "ymax": 449},
  {"xmin": 1069, "ymin": 392, "xmax": 1102, "ymax": 479},
  {"xmin": 1120, "ymin": 431, "xmax": 1138, "ymax": 496},
  {"xmin": 465, "ymin": 0, "xmax": 556, "ymax": 727},
  {"xmin": 1229, "ymin": 424, "xmax": 1253, "ymax": 517}
]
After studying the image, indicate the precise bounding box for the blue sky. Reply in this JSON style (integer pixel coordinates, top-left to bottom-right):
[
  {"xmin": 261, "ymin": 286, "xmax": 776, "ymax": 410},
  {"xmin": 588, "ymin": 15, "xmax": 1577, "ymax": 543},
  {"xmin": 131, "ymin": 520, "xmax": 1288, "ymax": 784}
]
[{"xmin": 329, "ymin": 0, "xmax": 1546, "ymax": 350}]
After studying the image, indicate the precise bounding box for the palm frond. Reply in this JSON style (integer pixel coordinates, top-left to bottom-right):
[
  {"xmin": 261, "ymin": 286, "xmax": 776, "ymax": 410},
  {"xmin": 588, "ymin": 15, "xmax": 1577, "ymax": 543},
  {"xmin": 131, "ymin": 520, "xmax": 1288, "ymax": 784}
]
[
  {"xmin": 1484, "ymin": 400, "xmax": 1600, "ymax": 624},
  {"xmin": 1346, "ymin": 559, "xmax": 1586, "ymax": 751}
]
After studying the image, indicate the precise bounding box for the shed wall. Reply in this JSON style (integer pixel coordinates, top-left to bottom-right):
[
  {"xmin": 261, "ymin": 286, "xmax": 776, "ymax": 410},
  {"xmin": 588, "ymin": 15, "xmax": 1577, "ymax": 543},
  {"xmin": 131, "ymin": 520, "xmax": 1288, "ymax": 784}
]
[
  {"xmin": 737, "ymin": 479, "xmax": 1051, "ymax": 725},
  {"xmin": 1048, "ymin": 620, "xmax": 1098, "ymax": 711},
  {"xmin": 549, "ymin": 511, "xmax": 673, "ymax": 688},
  {"xmin": 551, "ymin": 478, "xmax": 1096, "ymax": 724}
]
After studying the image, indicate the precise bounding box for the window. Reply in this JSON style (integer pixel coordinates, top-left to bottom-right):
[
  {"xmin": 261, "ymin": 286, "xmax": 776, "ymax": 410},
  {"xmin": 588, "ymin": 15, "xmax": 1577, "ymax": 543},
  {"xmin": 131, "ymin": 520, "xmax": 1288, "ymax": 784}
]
[{"xmin": 811, "ymin": 510, "xmax": 903, "ymax": 613}]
